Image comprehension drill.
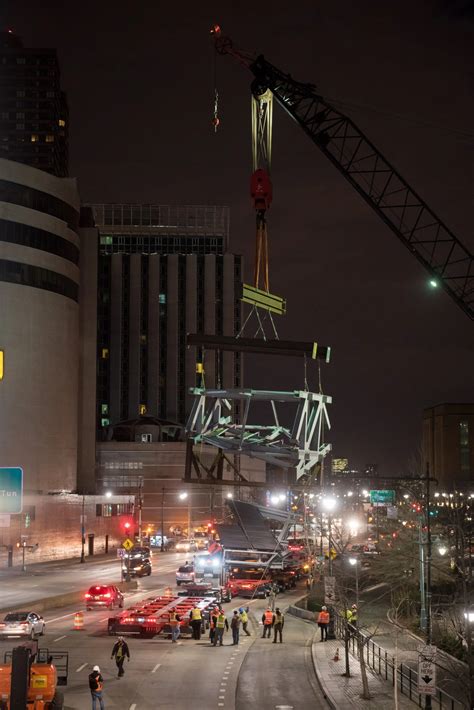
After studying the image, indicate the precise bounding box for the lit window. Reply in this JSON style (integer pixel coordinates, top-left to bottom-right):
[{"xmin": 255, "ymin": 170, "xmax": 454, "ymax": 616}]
[
  {"xmin": 159, "ymin": 293, "xmax": 166, "ymax": 304},
  {"xmin": 0, "ymin": 350, "xmax": 4, "ymax": 380},
  {"xmin": 140, "ymin": 404, "xmax": 147, "ymax": 415},
  {"xmin": 100, "ymin": 235, "xmax": 113, "ymax": 245},
  {"xmin": 101, "ymin": 348, "xmax": 109, "ymax": 359},
  {"xmin": 58, "ymin": 119, "xmax": 66, "ymax": 127},
  {"xmin": 30, "ymin": 134, "xmax": 38, "ymax": 142},
  {"xmin": 101, "ymin": 418, "xmax": 110, "ymax": 427},
  {"xmin": 45, "ymin": 135, "xmax": 54, "ymax": 143},
  {"xmin": 101, "ymin": 404, "xmax": 109, "ymax": 415}
]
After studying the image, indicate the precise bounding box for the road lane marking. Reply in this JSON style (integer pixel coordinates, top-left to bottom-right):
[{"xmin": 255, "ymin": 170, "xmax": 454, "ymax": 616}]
[
  {"xmin": 129, "ymin": 705, "xmax": 137, "ymax": 710},
  {"xmin": 219, "ymin": 695, "xmax": 225, "ymax": 699},
  {"xmin": 218, "ymin": 704, "xmax": 224, "ymax": 707},
  {"xmin": 151, "ymin": 663, "xmax": 161, "ymax": 673},
  {"xmin": 47, "ymin": 612, "xmax": 77, "ymax": 623},
  {"xmin": 75, "ymin": 663, "xmax": 88, "ymax": 672},
  {"xmin": 53, "ymin": 635, "xmax": 67, "ymax": 642}
]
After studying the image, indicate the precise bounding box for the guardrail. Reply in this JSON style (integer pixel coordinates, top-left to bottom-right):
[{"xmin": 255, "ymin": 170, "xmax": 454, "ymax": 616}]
[{"xmin": 333, "ymin": 614, "xmax": 466, "ymax": 709}]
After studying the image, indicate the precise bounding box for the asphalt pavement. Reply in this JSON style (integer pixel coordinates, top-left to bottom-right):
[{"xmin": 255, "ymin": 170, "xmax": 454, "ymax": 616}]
[{"xmin": 0, "ymin": 557, "xmax": 331, "ymax": 709}]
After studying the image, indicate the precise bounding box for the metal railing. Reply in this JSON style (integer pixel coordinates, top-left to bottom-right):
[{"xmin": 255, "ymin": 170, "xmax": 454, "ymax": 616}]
[{"xmin": 333, "ymin": 614, "xmax": 466, "ymax": 709}]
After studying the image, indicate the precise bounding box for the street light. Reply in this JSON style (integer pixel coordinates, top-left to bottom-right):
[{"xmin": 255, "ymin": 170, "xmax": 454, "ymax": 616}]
[
  {"xmin": 226, "ymin": 492, "xmax": 233, "ymax": 499},
  {"xmin": 179, "ymin": 491, "xmax": 188, "ymax": 501},
  {"xmin": 438, "ymin": 545, "xmax": 448, "ymax": 557},
  {"xmin": 105, "ymin": 490, "xmax": 113, "ymax": 499},
  {"xmin": 348, "ymin": 556, "xmax": 359, "ymax": 609}
]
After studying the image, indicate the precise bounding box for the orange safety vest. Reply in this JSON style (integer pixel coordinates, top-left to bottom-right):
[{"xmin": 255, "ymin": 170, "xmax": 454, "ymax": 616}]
[
  {"xmin": 264, "ymin": 610, "xmax": 273, "ymax": 625},
  {"xmin": 318, "ymin": 610, "xmax": 330, "ymax": 624},
  {"xmin": 169, "ymin": 612, "xmax": 179, "ymax": 627}
]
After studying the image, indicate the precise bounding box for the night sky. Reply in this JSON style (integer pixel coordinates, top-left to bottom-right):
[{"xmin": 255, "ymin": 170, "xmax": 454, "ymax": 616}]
[{"xmin": 3, "ymin": 1, "xmax": 473, "ymax": 475}]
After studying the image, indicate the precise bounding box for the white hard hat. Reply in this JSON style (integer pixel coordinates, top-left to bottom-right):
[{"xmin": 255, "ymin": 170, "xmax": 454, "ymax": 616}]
[{"xmin": 92, "ymin": 665, "xmax": 100, "ymax": 672}]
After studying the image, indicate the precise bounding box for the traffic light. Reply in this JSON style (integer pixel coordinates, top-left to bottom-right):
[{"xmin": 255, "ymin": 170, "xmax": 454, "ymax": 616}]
[{"xmin": 123, "ymin": 521, "xmax": 131, "ymax": 534}]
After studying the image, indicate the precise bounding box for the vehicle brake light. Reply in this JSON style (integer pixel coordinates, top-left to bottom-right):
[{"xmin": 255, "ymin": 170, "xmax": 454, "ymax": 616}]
[
  {"xmin": 20, "ymin": 622, "xmax": 28, "ymax": 626},
  {"xmin": 85, "ymin": 593, "xmax": 91, "ymax": 598},
  {"xmin": 104, "ymin": 593, "xmax": 111, "ymax": 598},
  {"xmin": 0, "ymin": 623, "xmax": 5, "ymax": 628}
]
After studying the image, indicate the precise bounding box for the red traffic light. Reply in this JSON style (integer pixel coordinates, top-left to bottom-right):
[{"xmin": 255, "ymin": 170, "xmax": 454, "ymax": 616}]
[{"xmin": 124, "ymin": 521, "xmax": 131, "ymax": 530}]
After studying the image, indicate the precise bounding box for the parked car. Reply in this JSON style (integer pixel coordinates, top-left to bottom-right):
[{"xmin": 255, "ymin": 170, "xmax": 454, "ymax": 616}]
[
  {"xmin": 85, "ymin": 584, "xmax": 124, "ymax": 610},
  {"xmin": 0, "ymin": 611, "xmax": 45, "ymax": 639},
  {"xmin": 176, "ymin": 564, "xmax": 195, "ymax": 586}
]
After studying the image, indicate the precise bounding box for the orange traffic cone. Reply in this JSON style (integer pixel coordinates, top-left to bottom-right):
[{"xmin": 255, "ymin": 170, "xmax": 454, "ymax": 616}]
[
  {"xmin": 164, "ymin": 586, "xmax": 173, "ymax": 598},
  {"xmin": 333, "ymin": 647, "xmax": 340, "ymax": 661},
  {"xmin": 74, "ymin": 611, "xmax": 84, "ymax": 630}
]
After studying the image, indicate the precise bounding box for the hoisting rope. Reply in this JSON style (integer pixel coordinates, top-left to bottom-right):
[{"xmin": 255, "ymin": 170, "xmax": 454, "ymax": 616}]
[{"xmin": 212, "ymin": 47, "xmax": 220, "ymax": 132}]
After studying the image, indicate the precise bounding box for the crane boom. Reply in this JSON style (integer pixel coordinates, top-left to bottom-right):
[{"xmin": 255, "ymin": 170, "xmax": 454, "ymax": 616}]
[{"xmin": 212, "ymin": 27, "xmax": 474, "ymax": 320}]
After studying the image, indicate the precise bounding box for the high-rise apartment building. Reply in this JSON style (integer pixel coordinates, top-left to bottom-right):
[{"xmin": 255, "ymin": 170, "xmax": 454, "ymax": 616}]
[
  {"xmin": 89, "ymin": 204, "xmax": 242, "ymax": 430},
  {"xmin": 423, "ymin": 403, "xmax": 474, "ymax": 489},
  {"xmin": 0, "ymin": 30, "xmax": 68, "ymax": 177}
]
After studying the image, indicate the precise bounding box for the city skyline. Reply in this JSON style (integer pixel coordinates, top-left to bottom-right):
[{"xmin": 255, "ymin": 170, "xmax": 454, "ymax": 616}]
[{"xmin": 1, "ymin": 0, "xmax": 472, "ymax": 475}]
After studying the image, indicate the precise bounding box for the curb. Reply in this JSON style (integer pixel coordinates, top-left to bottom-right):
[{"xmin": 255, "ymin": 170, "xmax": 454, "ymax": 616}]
[{"xmin": 310, "ymin": 629, "xmax": 338, "ymax": 710}]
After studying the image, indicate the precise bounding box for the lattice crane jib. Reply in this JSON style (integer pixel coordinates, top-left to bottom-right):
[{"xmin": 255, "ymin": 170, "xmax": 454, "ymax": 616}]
[{"xmin": 211, "ymin": 25, "xmax": 474, "ymax": 321}]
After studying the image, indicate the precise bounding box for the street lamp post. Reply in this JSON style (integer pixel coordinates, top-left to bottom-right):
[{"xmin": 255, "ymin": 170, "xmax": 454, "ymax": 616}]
[
  {"xmin": 464, "ymin": 608, "xmax": 474, "ymax": 707},
  {"xmin": 348, "ymin": 556, "xmax": 359, "ymax": 609},
  {"xmin": 80, "ymin": 492, "xmax": 86, "ymax": 564},
  {"xmin": 161, "ymin": 487, "xmax": 165, "ymax": 553}
]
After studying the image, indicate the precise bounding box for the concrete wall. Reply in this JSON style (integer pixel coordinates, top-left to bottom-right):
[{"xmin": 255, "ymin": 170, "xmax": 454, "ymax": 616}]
[
  {"xmin": 0, "ymin": 493, "xmax": 131, "ymax": 565},
  {"xmin": 0, "ymin": 159, "xmax": 80, "ymax": 493}
]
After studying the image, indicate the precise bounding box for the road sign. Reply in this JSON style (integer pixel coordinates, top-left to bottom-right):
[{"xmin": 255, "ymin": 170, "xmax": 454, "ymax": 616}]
[
  {"xmin": 418, "ymin": 645, "xmax": 437, "ymax": 695},
  {"xmin": 370, "ymin": 489, "xmax": 395, "ymax": 505},
  {"xmin": 0, "ymin": 467, "xmax": 23, "ymax": 514},
  {"xmin": 122, "ymin": 538, "xmax": 134, "ymax": 551},
  {"xmin": 324, "ymin": 575, "xmax": 336, "ymax": 605},
  {"xmin": 117, "ymin": 548, "xmax": 126, "ymax": 558}
]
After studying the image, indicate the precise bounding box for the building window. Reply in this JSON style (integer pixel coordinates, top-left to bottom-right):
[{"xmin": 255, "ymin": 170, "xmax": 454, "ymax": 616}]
[
  {"xmin": 30, "ymin": 134, "xmax": 39, "ymax": 142},
  {"xmin": 141, "ymin": 433, "xmax": 152, "ymax": 443},
  {"xmin": 16, "ymin": 57, "xmax": 26, "ymax": 64},
  {"xmin": 159, "ymin": 293, "xmax": 166, "ymax": 304},
  {"xmin": 460, "ymin": 420, "xmax": 470, "ymax": 472},
  {"xmin": 101, "ymin": 404, "xmax": 109, "ymax": 415},
  {"xmin": 101, "ymin": 418, "xmax": 110, "ymax": 427},
  {"xmin": 139, "ymin": 404, "xmax": 147, "ymax": 415},
  {"xmin": 101, "ymin": 348, "xmax": 109, "ymax": 359},
  {"xmin": 58, "ymin": 119, "xmax": 66, "ymax": 127},
  {"xmin": 45, "ymin": 135, "xmax": 54, "ymax": 143}
]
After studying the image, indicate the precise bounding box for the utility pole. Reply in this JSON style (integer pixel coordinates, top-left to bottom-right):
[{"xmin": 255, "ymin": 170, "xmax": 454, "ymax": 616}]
[
  {"xmin": 80, "ymin": 492, "xmax": 85, "ymax": 563},
  {"xmin": 160, "ymin": 487, "xmax": 165, "ymax": 553},
  {"xmin": 137, "ymin": 478, "xmax": 143, "ymax": 544},
  {"xmin": 425, "ymin": 461, "xmax": 433, "ymax": 710}
]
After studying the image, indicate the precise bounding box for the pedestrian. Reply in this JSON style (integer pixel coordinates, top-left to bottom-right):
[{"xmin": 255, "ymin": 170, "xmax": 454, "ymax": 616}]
[
  {"xmin": 239, "ymin": 607, "xmax": 251, "ymax": 636},
  {"xmin": 213, "ymin": 609, "xmax": 229, "ymax": 646},
  {"xmin": 261, "ymin": 607, "xmax": 273, "ymax": 638},
  {"xmin": 209, "ymin": 607, "xmax": 218, "ymax": 645},
  {"xmin": 110, "ymin": 636, "xmax": 130, "ymax": 677},
  {"xmin": 89, "ymin": 665, "xmax": 104, "ymax": 710},
  {"xmin": 169, "ymin": 610, "xmax": 181, "ymax": 643},
  {"xmin": 317, "ymin": 605, "xmax": 330, "ymax": 641},
  {"xmin": 189, "ymin": 604, "xmax": 203, "ymax": 640},
  {"xmin": 272, "ymin": 608, "xmax": 284, "ymax": 643},
  {"xmin": 346, "ymin": 604, "xmax": 358, "ymax": 631},
  {"xmin": 269, "ymin": 585, "xmax": 277, "ymax": 612},
  {"xmin": 231, "ymin": 610, "xmax": 241, "ymax": 645}
]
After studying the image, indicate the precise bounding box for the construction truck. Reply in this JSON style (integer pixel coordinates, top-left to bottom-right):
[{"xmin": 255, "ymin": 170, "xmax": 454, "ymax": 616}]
[{"xmin": 0, "ymin": 643, "xmax": 68, "ymax": 709}]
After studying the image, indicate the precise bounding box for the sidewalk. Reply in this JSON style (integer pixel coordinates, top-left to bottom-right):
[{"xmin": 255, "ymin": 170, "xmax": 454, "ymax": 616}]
[{"xmin": 312, "ymin": 636, "xmax": 416, "ymax": 709}]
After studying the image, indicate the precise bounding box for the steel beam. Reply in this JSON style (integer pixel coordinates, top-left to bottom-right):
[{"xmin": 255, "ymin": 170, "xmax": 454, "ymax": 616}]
[{"xmin": 187, "ymin": 333, "xmax": 331, "ymax": 362}]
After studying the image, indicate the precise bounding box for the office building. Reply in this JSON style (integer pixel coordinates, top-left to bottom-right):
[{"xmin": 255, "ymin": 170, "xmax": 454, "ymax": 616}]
[
  {"xmin": 0, "ymin": 30, "xmax": 68, "ymax": 177},
  {"xmin": 423, "ymin": 403, "xmax": 474, "ymax": 489},
  {"xmin": 89, "ymin": 204, "xmax": 242, "ymax": 430}
]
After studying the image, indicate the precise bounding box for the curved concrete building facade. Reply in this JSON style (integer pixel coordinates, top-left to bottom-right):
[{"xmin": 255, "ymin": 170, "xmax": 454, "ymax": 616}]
[{"xmin": 0, "ymin": 158, "xmax": 80, "ymax": 492}]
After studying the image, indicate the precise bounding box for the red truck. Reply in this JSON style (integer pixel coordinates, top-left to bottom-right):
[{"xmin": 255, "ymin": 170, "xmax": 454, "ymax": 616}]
[{"xmin": 107, "ymin": 595, "xmax": 215, "ymax": 638}]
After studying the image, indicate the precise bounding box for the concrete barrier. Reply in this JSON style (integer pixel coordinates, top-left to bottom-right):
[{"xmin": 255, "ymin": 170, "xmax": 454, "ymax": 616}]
[
  {"xmin": 287, "ymin": 604, "xmax": 316, "ymax": 622},
  {"xmin": 0, "ymin": 581, "xmax": 138, "ymax": 614}
]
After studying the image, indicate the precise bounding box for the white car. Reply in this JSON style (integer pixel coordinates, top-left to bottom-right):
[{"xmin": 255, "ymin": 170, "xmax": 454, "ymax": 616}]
[
  {"xmin": 0, "ymin": 611, "xmax": 45, "ymax": 639},
  {"xmin": 176, "ymin": 564, "xmax": 195, "ymax": 585},
  {"xmin": 176, "ymin": 539, "xmax": 198, "ymax": 553}
]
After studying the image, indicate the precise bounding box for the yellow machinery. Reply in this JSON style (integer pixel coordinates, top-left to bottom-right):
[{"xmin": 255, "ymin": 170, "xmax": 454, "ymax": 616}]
[{"xmin": 0, "ymin": 645, "xmax": 67, "ymax": 709}]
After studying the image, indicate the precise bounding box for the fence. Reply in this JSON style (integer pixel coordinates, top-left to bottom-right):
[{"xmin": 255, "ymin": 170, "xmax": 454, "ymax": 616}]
[{"xmin": 333, "ymin": 614, "xmax": 466, "ymax": 709}]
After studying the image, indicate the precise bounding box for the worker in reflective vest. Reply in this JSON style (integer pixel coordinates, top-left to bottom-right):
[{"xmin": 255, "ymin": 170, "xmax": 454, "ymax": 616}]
[
  {"xmin": 169, "ymin": 610, "xmax": 181, "ymax": 643},
  {"xmin": 239, "ymin": 607, "xmax": 251, "ymax": 636},
  {"xmin": 189, "ymin": 606, "xmax": 203, "ymax": 640},
  {"xmin": 213, "ymin": 611, "xmax": 229, "ymax": 646},
  {"xmin": 262, "ymin": 608, "xmax": 274, "ymax": 638},
  {"xmin": 317, "ymin": 606, "xmax": 330, "ymax": 641},
  {"xmin": 272, "ymin": 608, "xmax": 284, "ymax": 644},
  {"xmin": 209, "ymin": 607, "xmax": 218, "ymax": 644}
]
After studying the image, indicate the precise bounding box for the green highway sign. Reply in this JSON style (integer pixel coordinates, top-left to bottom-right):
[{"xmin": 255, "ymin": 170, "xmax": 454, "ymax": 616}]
[
  {"xmin": 370, "ymin": 489, "xmax": 395, "ymax": 505},
  {"xmin": 0, "ymin": 467, "xmax": 23, "ymax": 514}
]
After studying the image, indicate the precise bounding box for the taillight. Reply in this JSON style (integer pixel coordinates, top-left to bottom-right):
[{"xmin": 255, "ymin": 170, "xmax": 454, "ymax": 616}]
[
  {"xmin": 104, "ymin": 593, "xmax": 111, "ymax": 599},
  {"xmin": 0, "ymin": 623, "xmax": 5, "ymax": 628},
  {"xmin": 85, "ymin": 593, "xmax": 91, "ymax": 598},
  {"xmin": 20, "ymin": 622, "xmax": 28, "ymax": 626}
]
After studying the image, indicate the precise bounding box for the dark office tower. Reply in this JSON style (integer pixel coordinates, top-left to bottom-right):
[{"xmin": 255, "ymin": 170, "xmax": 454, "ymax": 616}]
[
  {"xmin": 90, "ymin": 204, "xmax": 242, "ymax": 430},
  {"xmin": 0, "ymin": 30, "xmax": 68, "ymax": 177}
]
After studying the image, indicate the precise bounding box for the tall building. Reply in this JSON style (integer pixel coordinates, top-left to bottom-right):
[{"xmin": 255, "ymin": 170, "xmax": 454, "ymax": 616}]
[
  {"xmin": 0, "ymin": 30, "xmax": 68, "ymax": 177},
  {"xmin": 423, "ymin": 403, "xmax": 474, "ymax": 489},
  {"xmin": 89, "ymin": 204, "xmax": 242, "ymax": 430}
]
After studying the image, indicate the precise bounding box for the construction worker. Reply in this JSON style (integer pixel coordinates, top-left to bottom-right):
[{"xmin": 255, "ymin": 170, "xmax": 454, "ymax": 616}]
[
  {"xmin": 213, "ymin": 609, "xmax": 229, "ymax": 646},
  {"xmin": 209, "ymin": 606, "xmax": 218, "ymax": 644},
  {"xmin": 272, "ymin": 607, "xmax": 284, "ymax": 643},
  {"xmin": 317, "ymin": 605, "xmax": 330, "ymax": 641},
  {"xmin": 231, "ymin": 610, "xmax": 241, "ymax": 645},
  {"xmin": 111, "ymin": 636, "xmax": 130, "ymax": 677},
  {"xmin": 169, "ymin": 610, "xmax": 181, "ymax": 643},
  {"xmin": 239, "ymin": 607, "xmax": 251, "ymax": 636},
  {"xmin": 189, "ymin": 604, "xmax": 203, "ymax": 640},
  {"xmin": 347, "ymin": 604, "xmax": 358, "ymax": 629},
  {"xmin": 89, "ymin": 665, "xmax": 104, "ymax": 710},
  {"xmin": 262, "ymin": 607, "xmax": 274, "ymax": 638}
]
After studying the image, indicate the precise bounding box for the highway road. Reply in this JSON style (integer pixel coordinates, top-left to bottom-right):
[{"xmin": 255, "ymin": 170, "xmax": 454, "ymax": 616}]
[{"xmin": 0, "ymin": 555, "xmax": 330, "ymax": 709}]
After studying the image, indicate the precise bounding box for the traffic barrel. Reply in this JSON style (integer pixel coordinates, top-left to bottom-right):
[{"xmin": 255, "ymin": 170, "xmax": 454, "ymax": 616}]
[
  {"xmin": 164, "ymin": 586, "xmax": 173, "ymax": 597},
  {"xmin": 74, "ymin": 611, "xmax": 84, "ymax": 630}
]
